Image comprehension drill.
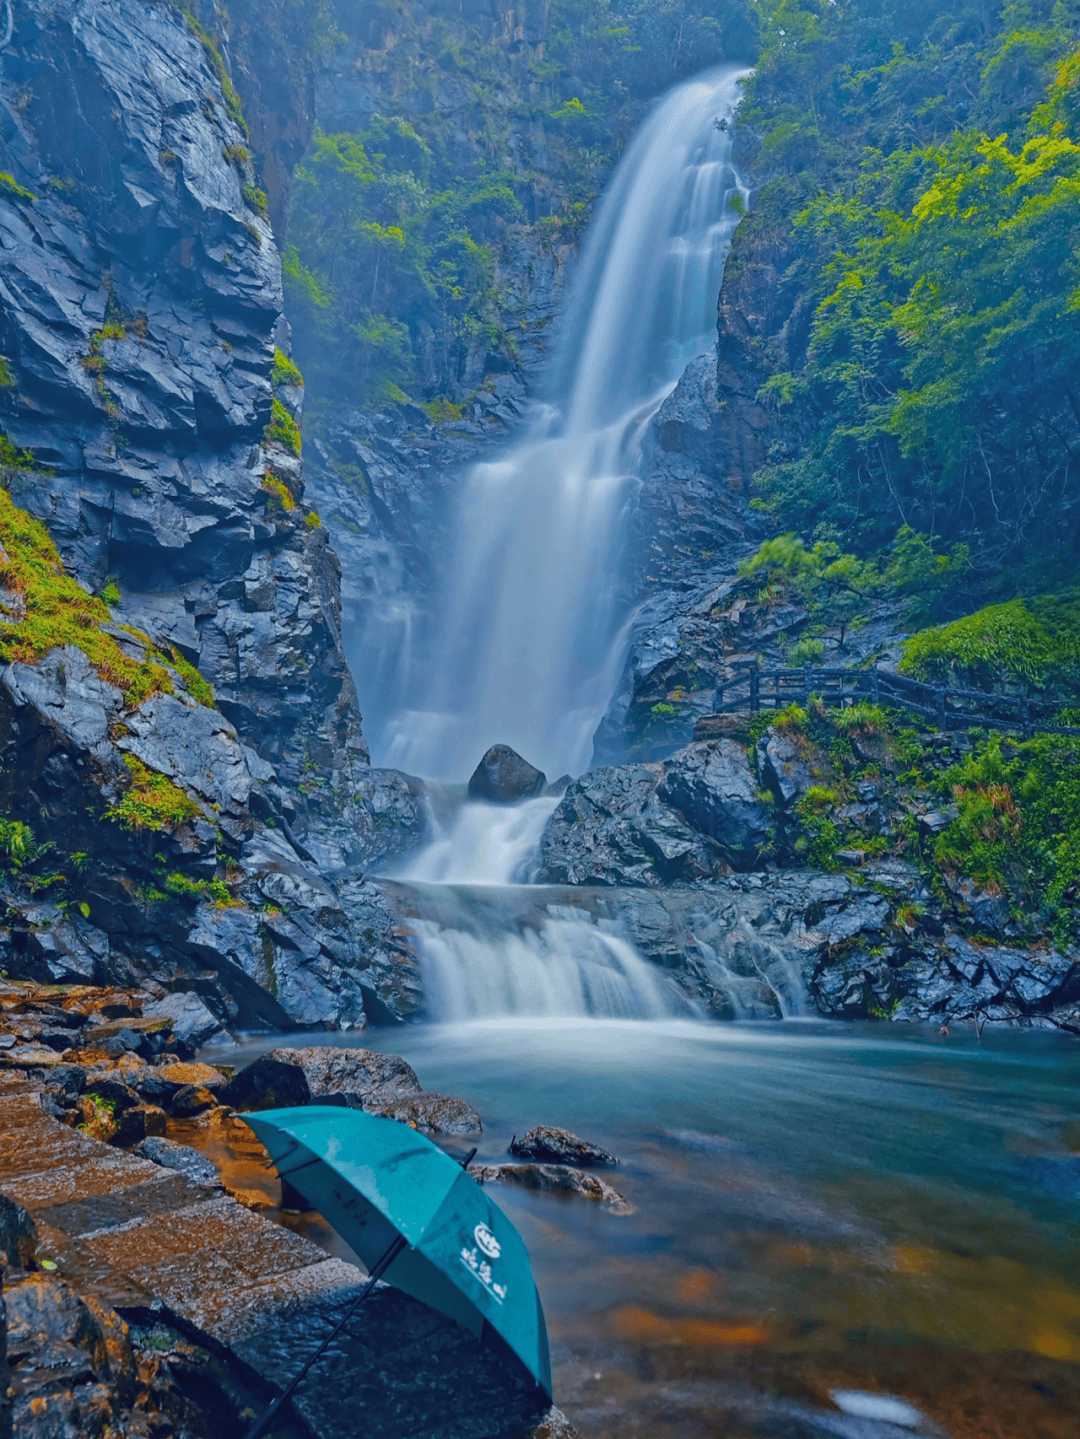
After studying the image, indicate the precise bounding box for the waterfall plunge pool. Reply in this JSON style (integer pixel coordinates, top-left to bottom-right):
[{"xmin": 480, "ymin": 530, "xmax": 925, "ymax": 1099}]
[{"xmin": 205, "ymin": 1017, "xmax": 1080, "ymax": 1438}]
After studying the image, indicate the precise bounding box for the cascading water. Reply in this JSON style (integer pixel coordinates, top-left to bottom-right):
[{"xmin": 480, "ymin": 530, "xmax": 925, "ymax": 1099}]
[
  {"xmin": 362, "ymin": 67, "xmax": 751, "ymax": 1020},
  {"xmin": 377, "ymin": 66, "xmax": 750, "ymax": 785}
]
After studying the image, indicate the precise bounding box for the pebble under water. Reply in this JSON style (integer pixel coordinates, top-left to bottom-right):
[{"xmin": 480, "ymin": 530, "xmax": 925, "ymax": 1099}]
[{"xmin": 208, "ymin": 1017, "xmax": 1080, "ymax": 1438}]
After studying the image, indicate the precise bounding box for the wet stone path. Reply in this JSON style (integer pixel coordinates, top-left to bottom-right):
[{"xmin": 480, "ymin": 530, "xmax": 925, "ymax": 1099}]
[{"xmin": 0, "ymin": 1072, "xmax": 556, "ymax": 1438}]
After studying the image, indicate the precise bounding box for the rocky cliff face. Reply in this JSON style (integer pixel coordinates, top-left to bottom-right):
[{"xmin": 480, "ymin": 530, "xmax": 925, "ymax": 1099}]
[{"xmin": 0, "ymin": 0, "xmax": 430, "ymax": 1033}]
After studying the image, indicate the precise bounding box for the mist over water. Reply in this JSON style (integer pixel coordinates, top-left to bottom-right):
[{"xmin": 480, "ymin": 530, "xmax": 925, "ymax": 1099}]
[{"xmin": 375, "ymin": 67, "xmax": 750, "ymax": 784}]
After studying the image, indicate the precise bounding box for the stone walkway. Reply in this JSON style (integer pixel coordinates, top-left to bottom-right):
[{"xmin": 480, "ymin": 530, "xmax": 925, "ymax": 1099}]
[{"xmin": 0, "ymin": 1072, "xmax": 556, "ymax": 1438}]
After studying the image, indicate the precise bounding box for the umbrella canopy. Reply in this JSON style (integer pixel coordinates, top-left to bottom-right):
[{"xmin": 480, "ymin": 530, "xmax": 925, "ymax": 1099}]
[{"xmin": 244, "ymin": 1106, "xmax": 552, "ymax": 1399}]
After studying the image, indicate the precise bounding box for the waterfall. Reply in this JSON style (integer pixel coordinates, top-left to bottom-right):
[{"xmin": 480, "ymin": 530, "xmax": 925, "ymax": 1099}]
[
  {"xmin": 376, "ymin": 65, "xmax": 750, "ymax": 784},
  {"xmin": 408, "ymin": 902, "xmax": 687, "ymax": 1021}
]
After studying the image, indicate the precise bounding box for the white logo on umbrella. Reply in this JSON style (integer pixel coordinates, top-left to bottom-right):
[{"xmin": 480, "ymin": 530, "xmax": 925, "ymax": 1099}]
[{"xmin": 474, "ymin": 1222, "xmax": 501, "ymax": 1259}]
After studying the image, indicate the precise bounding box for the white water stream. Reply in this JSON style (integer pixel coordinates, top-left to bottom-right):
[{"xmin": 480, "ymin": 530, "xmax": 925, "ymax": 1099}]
[
  {"xmin": 378, "ymin": 66, "xmax": 749, "ymax": 785},
  {"xmin": 365, "ymin": 67, "xmax": 750, "ymax": 1019}
]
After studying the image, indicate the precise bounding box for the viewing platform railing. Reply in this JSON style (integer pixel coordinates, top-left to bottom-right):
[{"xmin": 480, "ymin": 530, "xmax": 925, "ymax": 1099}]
[{"xmin": 711, "ymin": 660, "xmax": 1080, "ymax": 739}]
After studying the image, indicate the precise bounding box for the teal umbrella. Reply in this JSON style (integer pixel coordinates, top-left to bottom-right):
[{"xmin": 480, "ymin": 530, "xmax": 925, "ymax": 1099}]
[{"xmin": 242, "ymin": 1106, "xmax": 552, "ymax": 1439}]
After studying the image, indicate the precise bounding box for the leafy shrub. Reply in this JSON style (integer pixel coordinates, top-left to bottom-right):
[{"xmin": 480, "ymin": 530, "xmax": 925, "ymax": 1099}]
[
  {"xmin": 0, "ymin": 173, "xmax": 34, "ymax": 201},
  {"xmin": 271, "ymin": 348, "xmax": 304, "ymax": 388},
  {"xmin": 0, "ymin": 484, "xmax": 174, "ymax": 706},
  {"xmin": 262, "ymin": 474, "xmax": 296, "ymax": 512},
  {"xmin": 264, "ymin": 398, "xmax": 301, "ymax": 456},
  {"xmin": 900, "ymin": 597, "xmax": 1080, "ymax": 691},
  {"xmin": 104, "ymin": 755, "xmax": 202, "ymax": 833}
]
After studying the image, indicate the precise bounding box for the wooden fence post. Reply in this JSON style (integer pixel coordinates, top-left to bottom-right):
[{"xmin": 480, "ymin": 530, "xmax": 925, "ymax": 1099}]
[
  {"xmin": 937, "ymin": 687, "xmax": 947, "ymax": 730},
  {"xmin": 871, "ymin": 667, "xmax": 880, "ymax": 705},
  {"xmin": 804, "ymin": 662, "xmax": 812, "ymax": 704}
]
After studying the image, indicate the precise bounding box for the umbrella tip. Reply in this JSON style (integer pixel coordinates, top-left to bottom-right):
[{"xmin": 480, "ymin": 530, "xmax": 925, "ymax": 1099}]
[{"xmin": 462, "ymin": 1147, "xmax": 477, "ymax": 1168}]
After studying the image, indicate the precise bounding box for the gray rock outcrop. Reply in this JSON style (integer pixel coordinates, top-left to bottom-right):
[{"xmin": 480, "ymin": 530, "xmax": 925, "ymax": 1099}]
[{"xmin": 537, "ymin": 739, "xmax": 773, "ymax": 885}]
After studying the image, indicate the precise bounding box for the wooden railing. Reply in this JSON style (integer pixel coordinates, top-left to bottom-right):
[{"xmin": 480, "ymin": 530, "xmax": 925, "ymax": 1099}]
[{"xmin": 712, "ymin": 660, "xmax": 1080, "ymax": 738}]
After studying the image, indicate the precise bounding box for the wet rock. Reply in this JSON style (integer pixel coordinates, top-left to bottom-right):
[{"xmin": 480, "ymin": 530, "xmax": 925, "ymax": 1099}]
[
  {"xmin": 537, "ymin": 740, "xmax": 773, "ymax": 886},
  {"xmin": 220, "ymin": 1046, "xmax": 422, "ymax": 1113},
  {"xmin": 468, "ymin": 745, "xmax": 548, "ymax": 804},
  {"xmin": 532, "ymin": 1408, "xmax": 583, "ymax": 1439},
  {"xmin": 139, "ymin": 994, "xmax": 229, "ymax": 1053},
  {"xmin": 3, "ymin": 1268, "xmax": 207, "ymax": 1439},
  {"xmin": 170, "ymin": 1086, "xmax": 218, "ymax": 1118},
  {"xmin": 756, "ymin": 730, "xmax": 818, "ymax": 812},
  {"xmin": 658, "ymin": 740, "xmax": 774, "ymax": 869},
  {"xmin": 693, "ymin": 712, "xmax": 754, "ymax": 742},
  {"xmin": 134, "ymin": 1138, "xmax": 222, "ymax": 1190},
  {"xmin": 0, "ymin": 1194, "xmax": 37, "ymax": 1272},
  {"xmin": 469, "ymin": 1163, "xmax": 634, "ymax": 1215},
  {"xmin": 510, "ymin": 1126, "xmax": 618, "ymax": 1167},
  {"xmin": 373, "ymin": 1093, "xmax": 482, "ymax": 1136},
  {"xmin": 110, "ymin": 1104, "xmax": 168, "ymax": 1148},
  {"xmin": 349, "ymin": 767, "xmax": 429, "ymax": 872}
]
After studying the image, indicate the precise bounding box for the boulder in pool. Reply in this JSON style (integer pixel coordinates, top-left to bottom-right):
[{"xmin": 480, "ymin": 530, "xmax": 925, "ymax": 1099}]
[
  {"xmin": 220, "ymin": 1046, "xmax": 422, "ymax": 1112},
  {"xmin": 468, "ymin": 744, "xmax": 547, "ymax": 804},
  {"xmin": 373, "ymin": 1092, "xmax": 483, "ymax": 1135},
  {"xmin": 510, "ymin": 1125, "xmax": 618, "ymax": 1167}
]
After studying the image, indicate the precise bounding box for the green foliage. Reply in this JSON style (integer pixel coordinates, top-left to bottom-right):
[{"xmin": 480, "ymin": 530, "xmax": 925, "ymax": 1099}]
[
  {"xmin": 0, "ymin": 484, "xmax": 175, "ymax": 707},
  {"xmin": 0, "ymin": 819, "xmax": 44, "ymax": 870},
  {"xmin": 101, "ymin": 581, "xmax": 121, "ymax": 608},
  {"xmin": 0, "ymin": 434, "xmax": 36, "ymax": 470},
  {"xmin": 932, "ymin": 730, "xmax": 1080, "ymax": 944},
  {"xmin": 900, "ymin": 595, "xmax": 1080, "ymax": 691},
  {"xmin": 264, "ymin": 398, "xmax": 301, "ymax": 456},
  {"xmin": 168, "ymin": 646, "xmax": 215, "ymax": 708},
  {"xmin": 271, "ymin": 348, "xmax": 304, "ymax": 389},
  {"xmin": 740, "ymin": 534, "xmax": 880, "ymax": 650},
  {"xmin": 0, "ymin": 173, "xmax": 34, "ymax": 201},
  {"xmin": 163, "ymin": 871, "xmax": 239, "ymax": 907},
  {"xmin": 262, "ymin": 474, "xmax": 297, "ymax": 512},
  {"xmin": 304, "ymin": 510, "xmax": 321, "ymax": 530},
  {"xmin": 175, "ymin": 6, "xmax": 247, "ymax": 134},
  {"xmin": 739, "ymin": 2, "xmax": 1080, "ymax": 604},
  {"xmin": 0, "ymin": 358, "xmax": 15, "ymax": 388},
  {"xmin": 104, "ymin": 755, "xmax": 202, "ymax": 833},
  {"xmin": 243, "ymin": 183, "xmax": 269, "ymax": 219},
  {"xmin": 420, "ymin": 395, "xmax": 464, "ymax": 425}
]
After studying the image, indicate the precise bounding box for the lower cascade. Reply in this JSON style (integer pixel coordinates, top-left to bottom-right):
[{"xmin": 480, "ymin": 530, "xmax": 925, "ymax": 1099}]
[{"xmin": 410, "ymin": 905, "xmax": 684, "ymax": 1022}]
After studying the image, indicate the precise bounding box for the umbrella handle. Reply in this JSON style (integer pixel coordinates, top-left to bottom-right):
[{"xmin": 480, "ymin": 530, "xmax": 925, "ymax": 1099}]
[{"xmin": 244, "ymin": 1146, "xmax": 479, "ymax": 1439}]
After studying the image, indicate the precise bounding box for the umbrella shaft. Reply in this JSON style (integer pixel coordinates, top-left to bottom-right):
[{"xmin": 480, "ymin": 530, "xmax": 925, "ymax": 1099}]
[{"xmin": 244, "ymin": 1233, "xmax": 408, "ymax": 1439}]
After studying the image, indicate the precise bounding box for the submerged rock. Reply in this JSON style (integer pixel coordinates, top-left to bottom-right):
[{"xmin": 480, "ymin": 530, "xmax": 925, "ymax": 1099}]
[
  {"xmin": 469, "ymin": 1163, "xmax": 634, "ymax": 1215},
  {"xmin": 373, "ymin": 1092, "xmax": 482, "ymax": 1136},
  {"xmin": 468, "ymin": 745, "xmax": 548, "ymax": 804},
  {"xmin": 510, "ymin": 1126, "xmax": 618, "ymax": 1167}
]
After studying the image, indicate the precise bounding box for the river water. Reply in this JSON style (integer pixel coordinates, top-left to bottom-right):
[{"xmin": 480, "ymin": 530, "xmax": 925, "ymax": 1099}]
[{"xmin": 209, "ymin": 1018, "xmax": 1080, "ymax": 1437}]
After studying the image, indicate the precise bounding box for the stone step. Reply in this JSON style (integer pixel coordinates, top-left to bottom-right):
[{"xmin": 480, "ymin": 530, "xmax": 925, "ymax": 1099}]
[{"xmin": 0, "ymin": 1089, "xmax": 555, "ymax": 1437}]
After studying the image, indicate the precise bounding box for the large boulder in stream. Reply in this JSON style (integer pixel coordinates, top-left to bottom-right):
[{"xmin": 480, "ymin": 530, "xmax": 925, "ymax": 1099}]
[
  {"xmin": 220, "ymin": 1046, "xmax": 422, "ymax": 1112},
  {"xmin": 468, "ymin": 745, "xmax": 548, "ymax": 804},
  {"xmin": 537, "ymin": 739, "xmax": 774, "ymax": 886}
]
